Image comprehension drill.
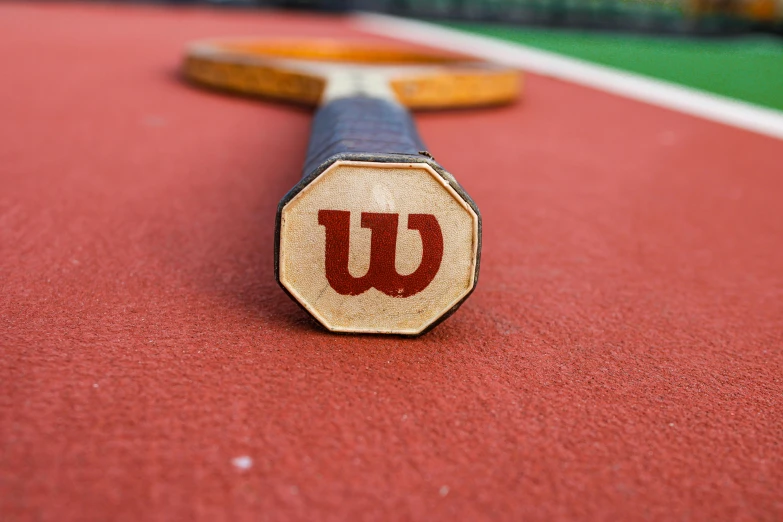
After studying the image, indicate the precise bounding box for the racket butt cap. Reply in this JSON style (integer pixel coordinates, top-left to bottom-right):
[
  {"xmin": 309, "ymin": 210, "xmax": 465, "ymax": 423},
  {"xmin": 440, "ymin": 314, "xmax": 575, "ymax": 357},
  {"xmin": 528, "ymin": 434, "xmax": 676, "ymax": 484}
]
[{"xmin": 275, "ymin": 153, "xmax": 481, "ymax": 336}]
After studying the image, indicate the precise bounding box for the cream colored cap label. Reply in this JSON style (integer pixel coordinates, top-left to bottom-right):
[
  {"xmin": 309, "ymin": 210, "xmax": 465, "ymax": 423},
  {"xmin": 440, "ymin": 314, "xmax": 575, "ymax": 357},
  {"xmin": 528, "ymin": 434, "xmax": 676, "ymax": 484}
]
[{"xmin": 279, "ymin": 161, "xmax": 479, "ymax": 335}]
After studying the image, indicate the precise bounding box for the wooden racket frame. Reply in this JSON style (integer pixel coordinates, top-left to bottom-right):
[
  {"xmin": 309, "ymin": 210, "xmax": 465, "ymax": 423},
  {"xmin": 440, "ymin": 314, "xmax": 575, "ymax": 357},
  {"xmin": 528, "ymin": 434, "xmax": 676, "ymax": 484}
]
[{"xmin": 183, "ymin": 38, "xmax": 522, "ymax": 109}]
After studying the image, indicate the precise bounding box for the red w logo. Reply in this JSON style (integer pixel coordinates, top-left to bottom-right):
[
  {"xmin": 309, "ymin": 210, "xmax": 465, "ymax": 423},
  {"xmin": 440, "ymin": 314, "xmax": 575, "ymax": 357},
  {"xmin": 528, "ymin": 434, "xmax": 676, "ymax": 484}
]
[{"xmin": 318, "ymin": 210, "xmax": 443, "ymax": 297}]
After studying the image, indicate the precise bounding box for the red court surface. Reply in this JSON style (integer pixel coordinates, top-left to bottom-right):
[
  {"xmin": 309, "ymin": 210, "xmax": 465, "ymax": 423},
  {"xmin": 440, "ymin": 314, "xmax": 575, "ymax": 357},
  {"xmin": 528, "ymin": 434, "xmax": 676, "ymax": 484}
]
[{"xmin": 1, "ymin": 3, "xmax": 782, "ymax": 520}]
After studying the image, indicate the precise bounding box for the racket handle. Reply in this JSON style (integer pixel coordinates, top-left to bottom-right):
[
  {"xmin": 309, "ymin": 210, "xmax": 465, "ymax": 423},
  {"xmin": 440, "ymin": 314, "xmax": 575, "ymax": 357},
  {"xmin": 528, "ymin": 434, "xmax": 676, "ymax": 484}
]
[
  {"xmin": 302, "ymin": 96, "xmax": 426, "ymax": 177},
  {"xmin": 275, "ymin": 94, "xmax": 481, "ymax": 336}
]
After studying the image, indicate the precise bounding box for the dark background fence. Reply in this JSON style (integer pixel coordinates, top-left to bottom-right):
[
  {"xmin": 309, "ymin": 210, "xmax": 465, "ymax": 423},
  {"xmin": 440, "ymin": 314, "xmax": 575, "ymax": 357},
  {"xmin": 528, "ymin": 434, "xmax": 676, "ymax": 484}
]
[{"xmin": 168, "ymin": 0, "xmax": 782, "ymax": 35}]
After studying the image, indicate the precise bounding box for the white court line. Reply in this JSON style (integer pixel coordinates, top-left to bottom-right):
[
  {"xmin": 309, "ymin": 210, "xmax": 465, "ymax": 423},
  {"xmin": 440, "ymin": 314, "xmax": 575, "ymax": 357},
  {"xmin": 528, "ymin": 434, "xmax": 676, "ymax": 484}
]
[{"xmin": 356, "ymin": 13, "xmax": 783, "ymax": 141}]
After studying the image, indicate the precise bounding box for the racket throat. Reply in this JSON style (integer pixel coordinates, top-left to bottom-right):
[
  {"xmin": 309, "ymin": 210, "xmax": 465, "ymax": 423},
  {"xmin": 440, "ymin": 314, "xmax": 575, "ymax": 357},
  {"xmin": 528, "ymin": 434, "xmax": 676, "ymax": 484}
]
[{"xmin": 321, "ymin": 70, "xmax": 396, "ymax": 104}]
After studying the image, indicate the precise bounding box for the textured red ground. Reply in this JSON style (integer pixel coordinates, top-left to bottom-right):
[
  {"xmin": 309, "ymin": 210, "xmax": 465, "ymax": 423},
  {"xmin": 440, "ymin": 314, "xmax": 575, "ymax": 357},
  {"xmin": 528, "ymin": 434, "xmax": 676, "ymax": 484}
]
[{"xmin": 1, "ymin": 2, "xmax": 782, "ymax": 521}]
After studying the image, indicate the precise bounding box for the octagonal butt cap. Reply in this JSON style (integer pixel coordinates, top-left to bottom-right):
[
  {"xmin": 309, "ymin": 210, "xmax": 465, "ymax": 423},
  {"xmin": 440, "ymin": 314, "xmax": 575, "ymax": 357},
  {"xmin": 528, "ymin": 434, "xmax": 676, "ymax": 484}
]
[{"xmin": 277, "ymin": 160, "xmax": 480, "ymax": 335}]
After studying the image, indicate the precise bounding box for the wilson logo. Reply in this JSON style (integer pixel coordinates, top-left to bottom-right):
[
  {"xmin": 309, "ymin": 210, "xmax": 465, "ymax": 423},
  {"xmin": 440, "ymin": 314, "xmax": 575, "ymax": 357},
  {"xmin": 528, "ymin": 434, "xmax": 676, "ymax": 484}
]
[{"xmin": 318, "ymin": 210, "xmax": 443, "ymax": 297}]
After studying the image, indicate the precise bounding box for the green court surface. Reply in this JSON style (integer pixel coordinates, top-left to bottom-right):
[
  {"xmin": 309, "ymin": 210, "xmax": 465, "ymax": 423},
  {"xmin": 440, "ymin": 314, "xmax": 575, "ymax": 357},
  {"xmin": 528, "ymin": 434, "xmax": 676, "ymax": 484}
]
[{"xmin": 445, "ymin": 23, "xmax": 783, "ymax": 111}]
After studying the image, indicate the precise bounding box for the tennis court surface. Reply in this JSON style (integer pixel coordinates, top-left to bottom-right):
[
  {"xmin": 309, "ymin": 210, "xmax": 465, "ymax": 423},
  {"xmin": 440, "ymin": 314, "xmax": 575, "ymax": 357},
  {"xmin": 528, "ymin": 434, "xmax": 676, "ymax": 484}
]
[{"xmin": 1, "ymin": 2, "xmax": 781, "ymax": 520}]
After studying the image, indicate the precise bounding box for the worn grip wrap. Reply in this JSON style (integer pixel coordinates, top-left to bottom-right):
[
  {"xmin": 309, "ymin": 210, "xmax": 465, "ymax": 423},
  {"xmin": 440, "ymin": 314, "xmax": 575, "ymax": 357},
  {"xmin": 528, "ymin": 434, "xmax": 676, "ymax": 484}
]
[{"xmin": 302, "ymin": 96, "xmax": 426, "ymax": 177}]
